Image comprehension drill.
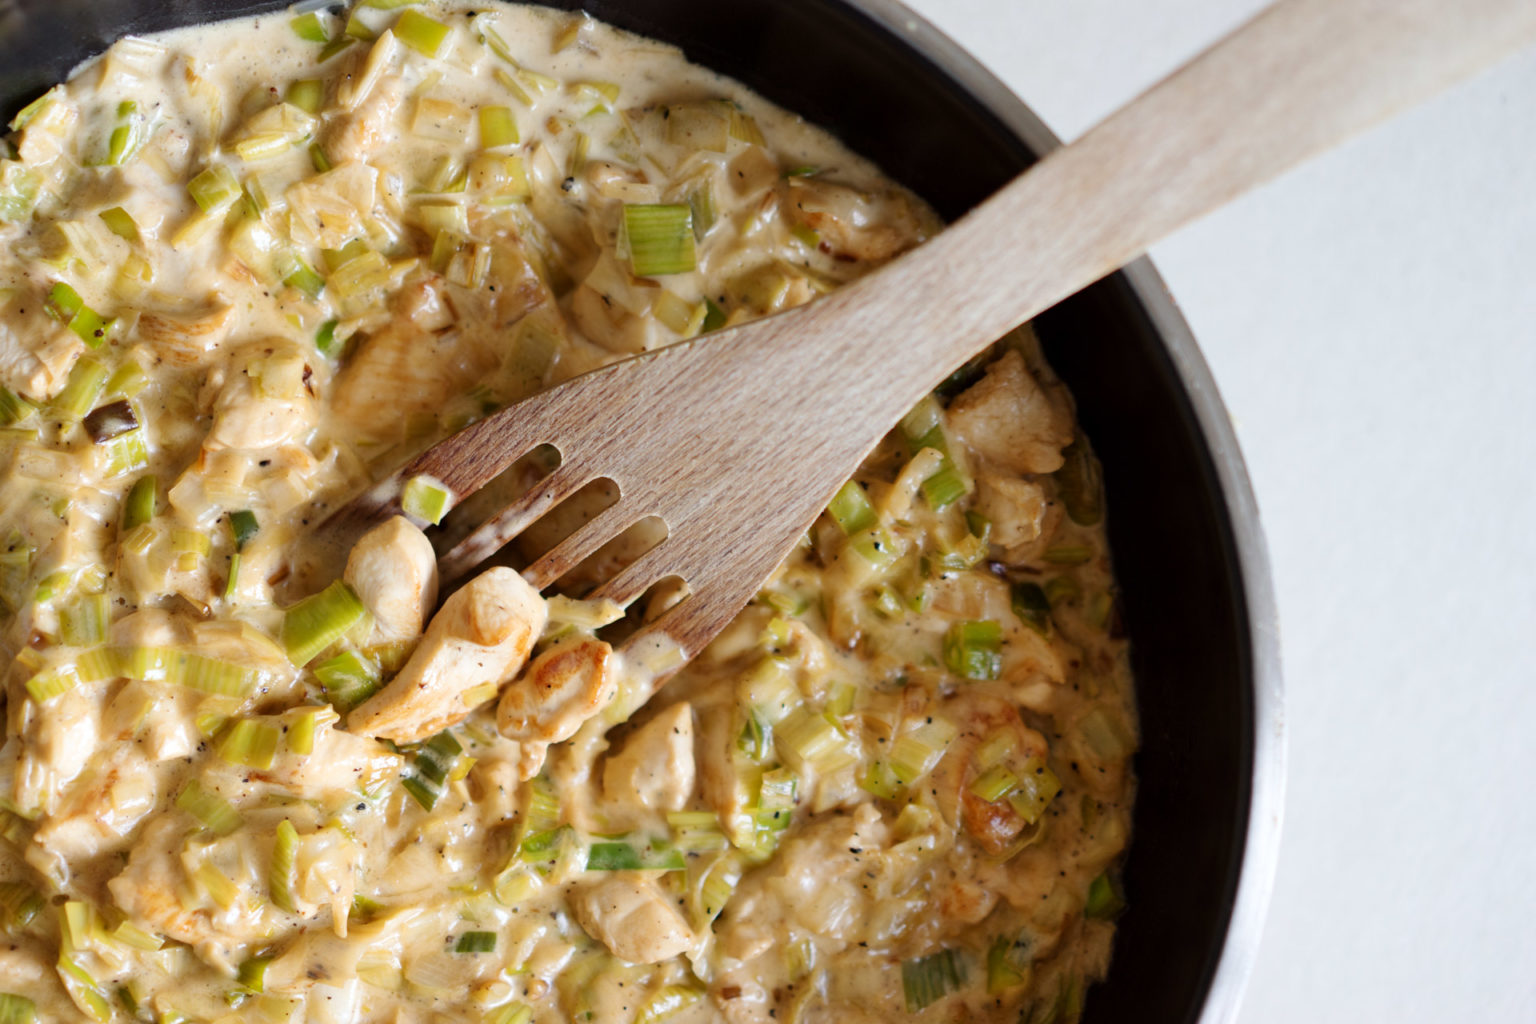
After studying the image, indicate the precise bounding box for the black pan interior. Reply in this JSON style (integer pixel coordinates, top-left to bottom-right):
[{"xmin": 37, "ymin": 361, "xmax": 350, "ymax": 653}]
[{"xmin": 1, "ymin": 2, "xmax": 1257, "ymax": 1020}]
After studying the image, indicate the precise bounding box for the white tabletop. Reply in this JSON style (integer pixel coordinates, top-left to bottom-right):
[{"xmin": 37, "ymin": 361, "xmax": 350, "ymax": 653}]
[{"xmin": 897, "ymin": 1, "xmax": 1536, "ymax": 1020}]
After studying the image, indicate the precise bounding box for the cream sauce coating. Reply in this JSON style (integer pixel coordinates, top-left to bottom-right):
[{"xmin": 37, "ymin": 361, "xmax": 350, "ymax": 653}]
[{"xmin": 0, "ymin": 4, "xmax": 1135, "ymax": 1022}]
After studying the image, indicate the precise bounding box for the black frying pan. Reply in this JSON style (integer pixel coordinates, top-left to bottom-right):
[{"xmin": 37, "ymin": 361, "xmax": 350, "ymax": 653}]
[{"xmin": 0, "ymin": 2, "xmax": 1284, "ymax": 1020}]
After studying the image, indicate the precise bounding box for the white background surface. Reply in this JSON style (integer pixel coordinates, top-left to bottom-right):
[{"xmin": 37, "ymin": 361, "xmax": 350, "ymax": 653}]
[{"xmin": 897, "ymin": 1, "xmax": 1536, "ymax": 1021}]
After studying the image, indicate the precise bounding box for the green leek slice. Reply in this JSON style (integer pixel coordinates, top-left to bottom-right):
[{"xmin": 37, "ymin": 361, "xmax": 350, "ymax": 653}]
[
  {"xmin": 176, "ymin": 779, "xmax": 243, "ymax": 835},
  {"xmin": 1043, "ymin": 544, "xmax": 1093, "ymax": 566},
  {"xmin": 0, "ymin": 881, "xmax": 42, "ymax": 929},
  {"xmin": 45, "ymin": 286, "xmax": 114, "ymax": 349},
  {"xmin": 51, "ymin": 354, "xmax": 110, "ymax": 414},
  {"xmin": 888, "ymin": 719, "xmax": 956, "ymax": 786},
  {"xmin": 275, "ymin": 253, "xmax": 325, "ymax": 300},
  {"xmin": 401, "ymin": 475, "xmax": 453, "ymax": 525},
  {"xmin": 479, "ymin": 105, "xmax": 518, "ymax": 148},
  {"xmin": 969, "ymin": 763, "xmax": 1021, "ymax": 804},
  {"xmin": 484, "ymin": 1004, "xmax": 532, "ymax": 1024},
  {"xmin": 270, "ymin": 820, "xmax": 299, "ymax": 913},
  {"xmin": 105, "ymin": 101, "xmax": 148, "ymax": 166},
  {"xmin": 621, "ymin": 204, "xmax": 696, "ymax": 276},
  {"xmin": 586, "ymin": 837, "xmax": 685, "ymax": 872},
  {"xmin": 98, "ymin": 206, "xmax": 140, "ymax": 243},
  {"xmin": 228, "ymin": 509, "xmax": 259, "ymax": 550},
  {"xmin": 59, "ymin": 593, "xmax": 110, "ymax": 647},
  {"xmin": 285, "ymin": 79, "xmax": 325, "ymax": 115},
  {"xmin": 667, "ymin": 811, "xmax": 728, "ymax": 854},
  {"xmin": 313, "ymin": 649, "xmax": 382, "ymax": 710},
  {"xmin": 1085, "ymin": 872, "xmax": 1125, "ymax": 919},
  {"xmin": 453, "ymin": 931, "xmax": 496, "ymax": 954},
  {"xmin": 0, "ymin": 386, "xmax": 35, "ymax": 426},
  {"xmin": 395, "ymin": 9, "xmax": 451, "ymax": 57},
  {"xmin": 0, "ymin": 993, "xmax": 36, "ymax": 1023},
  {"xmin": 236, "ymin": 955, "xmax": 272, "ymax": 993},
  {"xmin": 635, "ymin": 984, "xmax": 703, "ymax": 1024},
  {"xmin": 402, "ymin": 730, "xmax": 464, "ymax": 810},
  {"xmin": 287, "ymin": 705, "xmax": 335, "ymax": 756},
  {"xmin": 188, "ymin": 164, "xmax": 241, "ymax": 215},
  {"xmin": 289, "ymin": 12, "xmax": 329, "ymax": 42},
  {"xmin": 942, "ymin": 619, "xmax": 1003, "ymax": 681},
  {"xmin": 986, "ymin": 934, "xmax": 1031, "ymax": 994},
  {"xmin": 281, "ymin": 580, "xmax": 367, "ymax": 665},
  {"xmin": 701, "ymin": 296, "xmax": 727, "ymax": 333},
  {"xmin": 1006, "ymin": 756, "xmax": 1061, "ymax": 824},
  {"xmin": 218, "ymin": 719, "xmax": 281, "ymax": 770},
  {"xmin": 902, "ymin": 949, "xmax": 964, "ymax": 1012},
  {"xmin": 25, "ymin": 663, "xmax": 81, "ymax": 703},
  {"xmin": 314, "ymin": 319, "xmax": 342, "ymax": 358},
  {"xmin": 826, "ymin": 479, "xmax": 876, "ymax": 535},
  {"xmin": 109, "ymin": 920, "xmax": 162, "ymax": 952},
  {"xmin": 1011, "ymin": 582, "xmax": 1051, "ymax": 635},
  {"xmin": 1056, "ymin": 438, "xmax": 1104, "ymax": 526}
]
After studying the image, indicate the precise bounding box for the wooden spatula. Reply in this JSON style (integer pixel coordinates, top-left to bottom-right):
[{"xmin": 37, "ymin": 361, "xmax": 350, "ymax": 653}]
[{"xmin": 332, "ymin": 0, "xmax": 1536, "ymax": 679}]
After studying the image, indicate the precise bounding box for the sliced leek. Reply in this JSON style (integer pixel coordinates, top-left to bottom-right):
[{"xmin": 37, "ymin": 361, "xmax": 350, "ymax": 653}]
[
  {"xmin": 902, "ymin": 949, "xmax": 964, "ymax": 1012},
  {"xmin": 395, "ymin": 9, "xmax": 451, "ymax": 58},
  {"xmin": 479, "ymin": 105, "xmax": 518, "ymax": 148},
  {"xmin": 943, "ymin": 619, "xmax": 1003, "ymax": 681},
  {"xmin": 621, "ymin": 204, "xmax": 695, "ymax": 276},
  {"xmin": 271, "ymin": 819, "xmax": 299, "ymax": 913},
  {"xmin": 401, "ymin": 475, "xmax": 453, "ymax": 525},
  {"xmin": 281, "ymin": 580, "xmax": 367, "ymax": 665},
  {"xmin": 217, "ymin": 719, "xmax": 281, "ymax": 769},
  {"xmin": 176, "ymin": 779, "xmax": 243, "ymax": 835},
  {"xmin": 45, "ymin": 285, "xmax": 113, "ymax": 348},
  {"xmin": 826, "ymin": 479, "xmax": 877, "ymax": 535},
  {"xmin": 313, "ymin": 648, "xmax": 382, "ymax": 709},
  {"xmin": 453, "ymin": 931, "xmax": 496, "ymax": 954}
]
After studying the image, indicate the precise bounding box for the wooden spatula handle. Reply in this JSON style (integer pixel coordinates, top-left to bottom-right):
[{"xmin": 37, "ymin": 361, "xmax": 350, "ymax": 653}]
[{"xmin": 796, "ymin": 0, "xmax": 1536, "ymax": 419}]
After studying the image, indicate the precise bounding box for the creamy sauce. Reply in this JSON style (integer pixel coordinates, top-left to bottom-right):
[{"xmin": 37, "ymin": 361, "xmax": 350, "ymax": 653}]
[{"xmin": 0, "ymin": 4, "xmax": 1135, "ymax": 1022}]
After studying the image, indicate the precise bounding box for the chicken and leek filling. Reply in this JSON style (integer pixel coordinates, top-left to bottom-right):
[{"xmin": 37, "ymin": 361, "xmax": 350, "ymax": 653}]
[{"xmin": 0, "ymin": 3, "xmax": 1135, "ymax": 1022}]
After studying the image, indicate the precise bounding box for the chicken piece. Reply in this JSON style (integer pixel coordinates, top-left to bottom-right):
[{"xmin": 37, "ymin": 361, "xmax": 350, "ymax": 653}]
[
  {"xmin": 570, "ymin": 872, "xmax": 695, "ymax": 964},
  {"xmin": 325, "ymin": 73, "xmax": 404, "ymax": 164},
  {"xmin": 349, "ymin": 567, "xmax": 546, "ymax": 744},
  {"xmin": 264, "ymin": 911, "xmax": 410, "ymax": 992},
  {"xmin": 253, "ymin": 707, "xmax": 402, "ymax": 798},
  {"xmin": 330, "ymin": 307, "xmax": 496, "ymax": 444},
  {"xmin": 25, "ymin": 686, "xmax": 99, "ymax": 794},
  {"xmin": 205, "ymin": 339, "xmax": 317, "ymax": 451},
  {"xmin": 287, "ymin": 826, "xmax": 359, "ymax": 930},
  {"xmin": 107, "ymin": 815, "xmax": 270, "ymax": 970},
  {"xmin": 697, "ymin": 702, "xmax": 753, "ymax": 831},
  {"xmin": 133, "ymin": 302, "xmax": 235, "ymax": 367},
  {"xmin": 26, "ymin": 749, "xmax": 159, "ymax": 877},
  {"xmin": 0, "ymin": 945, "xmax": 56, "ymax": 1005},
  {"xmin": 467, "ymin": 756, "xmax": 522, "ymax": 826},
  {"xmin": 765, "ymin": 806, "xmax": 889, "ymax": 941},
  {"xmin": 974, "ymin": 472, "xmax": 1050, "ymax": 550},
  {"xmin": 0, "ymin": 287, "xmax": 84, "ymax": 399},
  {"xmin": 286, "ymin": 162, "xmax": 377, "ymax": 250},
  {"xmin": 946, "ymin": 349, "xmax": 1073, "ymax": 476},
  {"xmin": 343, "ymin": 516, "xmax": 438, "ymax": 642},
  {"xmin": 14, "ymin": 90, "xmax": 77, "ymax": 166},
  {"xmin": 927, "ymin": 693, "xmax": 1053, "ymax": 857},
  {"xmin": 394, "ymin": 275, "xmax": 455, "ymax": 331},
  {"xmin": 109, "ymin": 603, "xmax": 180, "ymax": 640},
  {"xmin": 779, "ymin": 177, "xmax": 924, "ymax": 263},
  {"xmin": 330, "ymin": 245, "xmax": 546, "ymax": 445},
  {"xmin": 568, "ymin": 280, "xmax": 668, "ymax": 354},
  {"xmin": 497, "ymin": 636, "xmax": 619, "ymax": 778},
  {"xmin": 602, "ymin": 701, "xmax": 695, "ymax": 814},
  {"xmin": 184, "ymin": 618, "xmax": 301, "ymax": 704}
]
